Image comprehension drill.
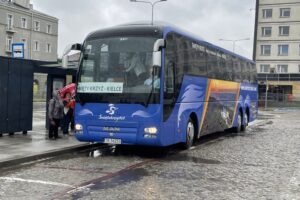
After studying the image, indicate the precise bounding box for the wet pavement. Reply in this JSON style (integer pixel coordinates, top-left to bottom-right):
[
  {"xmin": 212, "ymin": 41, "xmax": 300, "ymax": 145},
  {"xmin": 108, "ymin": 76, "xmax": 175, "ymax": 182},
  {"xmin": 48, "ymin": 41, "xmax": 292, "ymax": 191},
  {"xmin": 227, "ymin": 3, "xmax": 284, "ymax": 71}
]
[
  {"xmin": 0, "ymin": 109, "xmax": 299, "ymax": 200},
  {"xmin": 0, "ymin": 102, "xmax": 92, "ymax": 167}
]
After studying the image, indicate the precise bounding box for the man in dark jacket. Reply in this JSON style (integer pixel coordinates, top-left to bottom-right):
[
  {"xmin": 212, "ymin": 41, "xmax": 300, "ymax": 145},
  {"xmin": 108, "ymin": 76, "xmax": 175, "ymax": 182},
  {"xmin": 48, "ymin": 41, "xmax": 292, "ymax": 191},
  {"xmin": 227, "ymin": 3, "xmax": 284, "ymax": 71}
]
[{"xmin": 48, "ymin": 90, "xmax": 63, "ymax": 140}]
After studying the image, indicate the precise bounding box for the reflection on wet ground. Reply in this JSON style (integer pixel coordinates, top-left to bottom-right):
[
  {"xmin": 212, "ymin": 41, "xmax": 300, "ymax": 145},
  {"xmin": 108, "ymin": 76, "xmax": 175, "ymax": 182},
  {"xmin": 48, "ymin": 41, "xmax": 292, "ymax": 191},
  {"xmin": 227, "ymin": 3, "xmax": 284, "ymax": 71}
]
[
  {"xmin": 164, "ymin": 154, "xmax": 222, "ymax": 164},
  {"xmin": 3, "ymin": 110, "xmax": 299, "ymax": 200},
  {"xmin": 63, "ymin": 130, "xmax": 238, "ymax": 199},
  {"xmin": 83, "ymin": 127, "xmax": 259, "ymax": 160},
  {"xmin": 70, "ymin": 168, "xmax": 150, "ymax": 199}
]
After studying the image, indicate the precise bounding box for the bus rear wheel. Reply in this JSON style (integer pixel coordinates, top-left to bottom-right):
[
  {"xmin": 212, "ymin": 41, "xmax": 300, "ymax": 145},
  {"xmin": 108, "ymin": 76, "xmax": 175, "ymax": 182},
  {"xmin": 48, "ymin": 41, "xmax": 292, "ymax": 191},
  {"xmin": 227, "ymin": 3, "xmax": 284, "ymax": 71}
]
[
  {"xmin": 241, "ymin": 112, "xmax": 249, "ymax": 132},
  {"xmin": 233, "ymin": 111, "xmax": 242, "ymax": 133},
  {"xmin": 183, "ymin": 118, "xmax": 195, "ymax": 150}
]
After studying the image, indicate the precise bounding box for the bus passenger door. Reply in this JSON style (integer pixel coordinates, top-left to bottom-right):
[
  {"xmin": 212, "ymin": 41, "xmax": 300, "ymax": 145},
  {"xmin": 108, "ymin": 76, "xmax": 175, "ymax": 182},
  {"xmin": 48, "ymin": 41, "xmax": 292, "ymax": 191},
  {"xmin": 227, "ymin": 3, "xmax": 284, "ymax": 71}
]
[{"xmin": 163, "ymin": 61, "xmax": 176, "ymax": 144}]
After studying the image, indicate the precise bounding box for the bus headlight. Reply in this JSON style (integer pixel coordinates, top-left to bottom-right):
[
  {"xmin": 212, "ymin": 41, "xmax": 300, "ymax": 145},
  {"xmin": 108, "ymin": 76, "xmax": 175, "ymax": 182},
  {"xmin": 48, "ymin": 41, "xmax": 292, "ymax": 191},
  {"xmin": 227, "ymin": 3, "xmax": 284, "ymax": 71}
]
[
  {"xmin": 144, "ymin": 127, "xmax": 158, "ymax": 134},
  {"xmin": 75, "ymin": 124, "xmax": 83, "ymax": 131}
]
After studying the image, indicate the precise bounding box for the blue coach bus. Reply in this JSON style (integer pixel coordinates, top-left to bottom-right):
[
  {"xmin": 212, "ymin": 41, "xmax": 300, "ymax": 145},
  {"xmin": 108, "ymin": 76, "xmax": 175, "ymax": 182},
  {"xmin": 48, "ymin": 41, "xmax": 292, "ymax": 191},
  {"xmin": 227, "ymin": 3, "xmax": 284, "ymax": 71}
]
[{"xmin": 73, "ymin": 22, "xmax": 258, "ymax": 149}]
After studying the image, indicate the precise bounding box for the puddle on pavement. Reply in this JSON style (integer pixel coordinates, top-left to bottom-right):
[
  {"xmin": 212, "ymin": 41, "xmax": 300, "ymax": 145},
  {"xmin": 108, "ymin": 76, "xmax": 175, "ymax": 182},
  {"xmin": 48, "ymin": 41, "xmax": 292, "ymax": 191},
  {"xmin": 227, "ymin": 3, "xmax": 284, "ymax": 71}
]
[{"xmin": 70, "ymin": 167, "xmax": 149, "ymax": 199}]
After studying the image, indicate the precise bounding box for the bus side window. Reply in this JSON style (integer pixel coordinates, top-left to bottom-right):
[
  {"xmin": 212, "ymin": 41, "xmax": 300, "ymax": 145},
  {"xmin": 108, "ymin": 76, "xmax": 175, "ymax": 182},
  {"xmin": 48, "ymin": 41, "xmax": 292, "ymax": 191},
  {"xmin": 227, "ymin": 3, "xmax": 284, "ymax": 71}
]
[
  {"xmin": 245, "ymin": 62, "xmax": 252, "ymax": 83},
  {"xmin": 226, "ymin": 55, "xmax": 233, "ymax": 81},
  {"xmin": 250, "ymin": 63, "xmax": 257, "ymax": 84},
  {"xmin": 173, "ymin": 34, "xmax": 185, "ymax": 97},
  {"xmin": 241, "ymin": 62, "xmax": 248, "ymax": 83},
  {"xmin": 187, "ymin": 41, "xmax": 207, "ymax": 76},
  {"xmin": 206, "ymin": 48, "xmax": 217, "ymax": 79},
  {"xmin": 217, "ymin": 51, "xmax": 226, "ymax": 80},
  {"xmin": 233, "ymin": 57, "xmax": 241, "ymax": 82},
  {"xmin": 165, "ymin": 61, "xmax": 175, "ymax": 95},
  {"xmin": 164, "ymin": 33, "xmax": 176, "ymax": 99}
]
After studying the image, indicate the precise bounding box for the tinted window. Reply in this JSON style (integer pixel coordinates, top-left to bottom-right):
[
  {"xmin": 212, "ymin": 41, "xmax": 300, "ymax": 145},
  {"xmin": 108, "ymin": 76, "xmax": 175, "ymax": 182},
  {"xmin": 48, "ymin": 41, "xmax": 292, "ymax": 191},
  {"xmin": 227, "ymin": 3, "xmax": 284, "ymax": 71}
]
[
  {"xmin": 244, "ymin": 62, "xmax": 252, "ymax": 83},
  {"xmin": 164, "ymin": 33, "xmax": 177, "ymax": 121},
  {"xmin": 187, "ymin": 41, "xmax": 207, "ymax": 76},
  {"xmin": 216, "ymin": 51, "xmax": 226, "ymax": 80},
  {"xmin": 250, "ymin": 63, "xmax": 257, "ymax": 84},
  {"xmin": 174, "ymin": 35, "xmax": 185, "ymax": 93},
  {"xmin": 241, "ymin": 62, "xmax": 249, "ymax": 83},
  {"xmin": 225, "ymin": 55, "xmax": 233, "ymax": 81},
  {"xmin": 233, "ymin": 57, "xmax": 242, "ymax": 82},
  {"xmin": 165, "ymin": 33, "xmax": 184, "ymax": 97},
  {"xmin": 206, "ymin": 48, "xmax": 218, "ymax": 78}
]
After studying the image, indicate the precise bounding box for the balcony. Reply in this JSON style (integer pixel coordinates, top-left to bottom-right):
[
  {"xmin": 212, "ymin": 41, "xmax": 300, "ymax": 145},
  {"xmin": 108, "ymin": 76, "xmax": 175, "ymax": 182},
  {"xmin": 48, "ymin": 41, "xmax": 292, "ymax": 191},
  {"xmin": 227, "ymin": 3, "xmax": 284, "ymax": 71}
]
[
  {"xmin": 6, "ymin": 25, "xmax": 17, "ymax": 33},
  {"xmin": 5, "ymin": 46, "xmax": 12, "ymax": 53}
]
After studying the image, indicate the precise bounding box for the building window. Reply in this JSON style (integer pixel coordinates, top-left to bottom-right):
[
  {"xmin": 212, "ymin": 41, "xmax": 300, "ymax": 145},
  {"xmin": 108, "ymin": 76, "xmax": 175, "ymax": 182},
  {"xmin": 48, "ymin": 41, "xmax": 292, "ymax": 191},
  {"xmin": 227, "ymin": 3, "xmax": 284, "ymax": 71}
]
[
  {"xmin": 280, "ymin": 8, "xmax": 291, "ymax": 17},
  {"xmin": 262, "ymin": 27, "xmax": 272, "ymax": 37},
  {"xmin": 277, "ymin": 65, "xmax": 288, "ymax": 73},
  {"xmin": 21, "ymin": 38, "xmax": 27, "ymax": 50},
  {"xmin": 46, "ymin": 43, "xmax": 51, "ymax": 53},
  {"xmin": 261, "ymin": 45, "xmax": 271, "ymax": 56},
  {"xmin": 260, "ymin": 64, "xmax": 270, "ymax": 73},
  {"xmin": 6, "ymin": 36, "xmax": 13, "ymax": 51},
  {"xmin": 7, "ymin": 14, "xmax": 13, "ymax": 29},
  {"xmin": 34, "ymin": 41, "xmax": 40, "ymax": 51},
  {"xmin": 21, "ymin": 17, "xmax": 27, "ymax": 29},
  {"xmin": 262, "ymin": 9, "xmax": 272, "ymax": 18},
  {"xmin": 278, "ymin": 45, "xmax": 289, "ymax": 56},
  {"xmin": 279, "ymin": 26, "xmax": 289, "ymax": 36},
  {"xmin": 47, "ymin": 24, "xmax": 52, "ymax": 34},
  {"xmin": 34, "ymin": 21, "xmax": 40, "ymax": 31},
  {"xmin": 298, "ymin": 65, "xmax": 300, "ymax": 73}
]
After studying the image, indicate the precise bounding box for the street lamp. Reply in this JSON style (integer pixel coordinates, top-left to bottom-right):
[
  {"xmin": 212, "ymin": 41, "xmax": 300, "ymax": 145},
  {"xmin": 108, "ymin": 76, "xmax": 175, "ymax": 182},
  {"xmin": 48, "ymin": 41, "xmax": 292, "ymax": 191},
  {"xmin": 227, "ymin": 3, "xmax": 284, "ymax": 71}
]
[
  {"xmin": 219, "ymin": 38, "xmax": 250, "ymax": 53},
  {"xmin": 130, "ymin": 0, "xmax": 167, "ymax": 25}
]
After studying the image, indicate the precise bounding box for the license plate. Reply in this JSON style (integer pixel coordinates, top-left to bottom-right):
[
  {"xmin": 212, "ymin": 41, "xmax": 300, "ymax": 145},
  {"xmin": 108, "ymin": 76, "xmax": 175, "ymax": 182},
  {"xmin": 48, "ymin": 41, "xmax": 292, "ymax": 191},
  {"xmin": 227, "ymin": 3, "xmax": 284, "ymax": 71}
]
[{"xmin": 104, "ymin": 138, "xmax": 122, "ymax": 144}]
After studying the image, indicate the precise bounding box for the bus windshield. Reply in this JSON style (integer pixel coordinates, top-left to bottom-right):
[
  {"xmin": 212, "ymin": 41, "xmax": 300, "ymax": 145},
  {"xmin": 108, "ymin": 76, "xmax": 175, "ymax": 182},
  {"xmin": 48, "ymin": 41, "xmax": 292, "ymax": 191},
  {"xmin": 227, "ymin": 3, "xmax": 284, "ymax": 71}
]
[{"xmin": 77, "ymin": 36, "xmax": 161, "ymax": 105}]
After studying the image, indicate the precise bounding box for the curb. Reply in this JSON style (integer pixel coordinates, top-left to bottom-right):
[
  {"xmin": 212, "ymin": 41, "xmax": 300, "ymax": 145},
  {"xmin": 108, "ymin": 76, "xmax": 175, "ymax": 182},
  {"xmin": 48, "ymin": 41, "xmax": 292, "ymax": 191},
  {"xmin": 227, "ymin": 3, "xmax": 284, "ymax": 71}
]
[{"xmin": 0, "ymin": 143, "xmax": 104, "ymax": 169}]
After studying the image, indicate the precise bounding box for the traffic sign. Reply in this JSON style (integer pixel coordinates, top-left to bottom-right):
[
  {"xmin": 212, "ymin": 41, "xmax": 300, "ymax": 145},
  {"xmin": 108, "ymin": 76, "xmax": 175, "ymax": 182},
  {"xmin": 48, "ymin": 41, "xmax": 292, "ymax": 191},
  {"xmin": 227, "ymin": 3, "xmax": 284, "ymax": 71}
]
[{"xmin": 12, "ymin": 43, "xmax": 24, "ymax": 59}]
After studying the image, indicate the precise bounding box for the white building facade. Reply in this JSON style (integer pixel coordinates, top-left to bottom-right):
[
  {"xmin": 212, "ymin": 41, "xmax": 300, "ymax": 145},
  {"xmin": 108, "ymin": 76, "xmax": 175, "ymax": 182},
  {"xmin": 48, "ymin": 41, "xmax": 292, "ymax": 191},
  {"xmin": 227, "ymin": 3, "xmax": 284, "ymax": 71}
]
[{"xmin": 255, "ymin": 0, "xmax": 300, "ymax": 100}]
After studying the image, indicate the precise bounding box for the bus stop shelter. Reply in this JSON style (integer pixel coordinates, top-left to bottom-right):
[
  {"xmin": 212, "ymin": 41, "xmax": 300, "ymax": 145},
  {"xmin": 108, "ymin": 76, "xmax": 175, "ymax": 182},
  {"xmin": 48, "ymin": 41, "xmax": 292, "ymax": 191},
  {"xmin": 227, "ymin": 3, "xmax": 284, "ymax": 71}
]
[{"xmin": 0, "ymin": 56, "xmax": 77, "ymax": 136}]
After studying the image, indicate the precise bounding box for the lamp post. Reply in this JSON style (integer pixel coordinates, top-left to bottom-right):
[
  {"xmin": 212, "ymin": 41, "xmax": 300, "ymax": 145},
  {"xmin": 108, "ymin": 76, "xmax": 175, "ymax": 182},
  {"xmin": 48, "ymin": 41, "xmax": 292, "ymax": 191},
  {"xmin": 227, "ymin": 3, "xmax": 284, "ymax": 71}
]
[
  {"xmin": 219, "ymin": 38, "xmax": 250, "ymax": 53},
  {"xmin": 130, "ymin": 0, "xmax": 167, "ymax": 25}
]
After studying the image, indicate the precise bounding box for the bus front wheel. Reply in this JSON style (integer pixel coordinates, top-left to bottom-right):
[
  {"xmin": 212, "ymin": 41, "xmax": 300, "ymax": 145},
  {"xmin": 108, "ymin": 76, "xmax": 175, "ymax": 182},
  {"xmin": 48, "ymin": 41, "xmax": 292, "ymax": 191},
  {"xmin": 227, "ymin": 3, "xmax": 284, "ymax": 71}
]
[{"xmin": 183, "ymin": 118, "xmax": 195, "ymax": 150}]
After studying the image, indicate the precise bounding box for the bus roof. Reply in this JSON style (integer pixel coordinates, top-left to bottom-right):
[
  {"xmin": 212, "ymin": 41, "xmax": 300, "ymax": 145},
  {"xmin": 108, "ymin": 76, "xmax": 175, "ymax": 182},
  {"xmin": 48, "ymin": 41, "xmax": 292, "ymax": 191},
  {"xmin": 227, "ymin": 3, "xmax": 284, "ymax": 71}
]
[{"xmin": 86, "ymin": 21, "xmax": 255, "ymax": 64}]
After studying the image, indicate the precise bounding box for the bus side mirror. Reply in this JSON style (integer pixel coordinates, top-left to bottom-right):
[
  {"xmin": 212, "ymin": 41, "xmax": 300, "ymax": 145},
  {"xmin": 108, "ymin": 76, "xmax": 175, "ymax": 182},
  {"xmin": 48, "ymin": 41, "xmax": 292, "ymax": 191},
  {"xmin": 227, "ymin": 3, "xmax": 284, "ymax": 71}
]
[
  {"xmin": 152, "ymin": 39, "xmax": 165, "ymax": 68},
  {"xmin": 71, "ymin": 43, "xmax": 82, "ymax": 51},
  {"xmin": 153, "ymin": 51, "xmax": 162, "ymax": 68},
  {"xmin": 62, "ymin": 43, "xmax": 82, "ymax": 68}
]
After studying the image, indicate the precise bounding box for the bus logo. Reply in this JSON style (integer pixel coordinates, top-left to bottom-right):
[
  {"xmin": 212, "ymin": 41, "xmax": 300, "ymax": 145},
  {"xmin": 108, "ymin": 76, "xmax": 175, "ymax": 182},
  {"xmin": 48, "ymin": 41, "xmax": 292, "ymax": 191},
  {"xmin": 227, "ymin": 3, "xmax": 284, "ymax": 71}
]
[{"xmin": 106, "ymin": 104, "xmax": 118, "ymax": 115}]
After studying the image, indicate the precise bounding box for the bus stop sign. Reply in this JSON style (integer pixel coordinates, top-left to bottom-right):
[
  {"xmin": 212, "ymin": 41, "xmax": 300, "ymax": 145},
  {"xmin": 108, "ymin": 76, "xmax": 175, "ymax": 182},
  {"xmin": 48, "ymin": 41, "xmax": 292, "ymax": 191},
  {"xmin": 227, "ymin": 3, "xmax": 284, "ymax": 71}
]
[{"xmin": 12, "ymin": 43, "xmax": 24, "ymax": 59}]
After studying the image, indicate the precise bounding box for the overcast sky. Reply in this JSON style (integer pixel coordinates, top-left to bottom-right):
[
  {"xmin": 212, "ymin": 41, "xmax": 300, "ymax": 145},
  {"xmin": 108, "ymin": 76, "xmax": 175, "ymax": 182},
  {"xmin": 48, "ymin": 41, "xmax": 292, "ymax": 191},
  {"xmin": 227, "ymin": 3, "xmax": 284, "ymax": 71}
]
[{"xmin": 32, "ymin": 0, "xmax": 256, "ymax": 59}]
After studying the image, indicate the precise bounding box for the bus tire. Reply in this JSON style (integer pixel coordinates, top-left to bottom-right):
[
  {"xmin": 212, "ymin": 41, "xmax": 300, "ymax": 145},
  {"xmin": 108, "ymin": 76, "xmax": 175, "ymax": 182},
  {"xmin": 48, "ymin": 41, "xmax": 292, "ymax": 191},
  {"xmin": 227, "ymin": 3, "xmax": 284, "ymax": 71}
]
[
  {"xmin": 233, "ymin": 111, "xmax": 242, "ymax": 133},
  {"xmin": 183, "ymin": 118, "xmax": 195, "ymax": 150},
  {"xmin": 241, "ymin": 111, "xmax": 249, "ymax": 132}
]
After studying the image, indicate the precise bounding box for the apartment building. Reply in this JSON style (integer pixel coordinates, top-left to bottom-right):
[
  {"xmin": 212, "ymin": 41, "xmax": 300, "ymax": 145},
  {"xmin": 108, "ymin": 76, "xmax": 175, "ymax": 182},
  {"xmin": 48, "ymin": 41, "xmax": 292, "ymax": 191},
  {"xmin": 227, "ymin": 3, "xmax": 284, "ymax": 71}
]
[
  {"xmin": 254, "ymin": 0, "xmax": 300, "ymax": 100},
  {"xmin": 0, "ymin": 0, "xmax": 58, "ymax": 61},
  {"xmin": 0, "ymin": 0, "xmax": 59, "ymax": 101}
]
